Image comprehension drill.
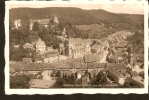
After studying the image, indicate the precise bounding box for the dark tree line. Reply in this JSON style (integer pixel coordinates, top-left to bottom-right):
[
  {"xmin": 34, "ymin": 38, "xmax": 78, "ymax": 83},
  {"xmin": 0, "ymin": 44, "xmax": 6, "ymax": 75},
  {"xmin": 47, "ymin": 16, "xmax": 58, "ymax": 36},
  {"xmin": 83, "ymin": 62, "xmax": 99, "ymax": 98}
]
[
  {"xmin": 126, "ymin": 30, "xmax": 144, "ymax": 53},
  {"xmin": 10, "ymin": 75, "xmax": 33, "ymax": 89}
]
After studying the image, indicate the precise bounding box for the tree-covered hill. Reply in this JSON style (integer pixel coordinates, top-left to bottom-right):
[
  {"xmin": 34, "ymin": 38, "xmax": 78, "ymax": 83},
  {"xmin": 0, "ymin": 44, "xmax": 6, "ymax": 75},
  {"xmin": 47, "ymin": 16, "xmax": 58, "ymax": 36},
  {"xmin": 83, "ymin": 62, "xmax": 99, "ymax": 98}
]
[
  {"xmin": 9, "ymin": 7, "xmax": 99, "ymax": 25},
  {"xmin": 86, "ymin": 9, "xmax": 143, "ymax": 25},
  {"xmin": 9, "ymin": 7, "xmax": 143, "ymax": 27}
]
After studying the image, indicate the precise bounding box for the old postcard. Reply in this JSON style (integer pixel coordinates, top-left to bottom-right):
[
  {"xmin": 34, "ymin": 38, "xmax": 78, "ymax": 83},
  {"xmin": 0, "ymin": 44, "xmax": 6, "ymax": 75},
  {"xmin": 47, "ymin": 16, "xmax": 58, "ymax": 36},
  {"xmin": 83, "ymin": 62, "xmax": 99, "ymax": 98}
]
[{"xmin": 5, "ymin": 0, "xmax": 148, "ymax": 94}]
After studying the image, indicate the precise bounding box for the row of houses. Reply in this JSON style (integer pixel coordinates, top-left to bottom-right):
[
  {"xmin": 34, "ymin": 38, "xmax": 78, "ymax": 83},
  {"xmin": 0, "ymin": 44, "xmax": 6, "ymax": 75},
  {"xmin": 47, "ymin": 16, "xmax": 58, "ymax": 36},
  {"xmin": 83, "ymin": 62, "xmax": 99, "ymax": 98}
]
[{"xmin": 10, "ymin": 30, "xmax": 144, "ymax": 88}]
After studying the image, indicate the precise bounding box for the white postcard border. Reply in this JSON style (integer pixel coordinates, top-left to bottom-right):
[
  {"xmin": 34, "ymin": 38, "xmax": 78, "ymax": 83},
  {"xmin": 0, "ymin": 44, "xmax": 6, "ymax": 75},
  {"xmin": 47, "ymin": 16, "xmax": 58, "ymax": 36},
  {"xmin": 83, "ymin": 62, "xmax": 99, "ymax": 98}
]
[{"xmin": 5, "ymin": 1, "xmax": 148, "ymax": 94}]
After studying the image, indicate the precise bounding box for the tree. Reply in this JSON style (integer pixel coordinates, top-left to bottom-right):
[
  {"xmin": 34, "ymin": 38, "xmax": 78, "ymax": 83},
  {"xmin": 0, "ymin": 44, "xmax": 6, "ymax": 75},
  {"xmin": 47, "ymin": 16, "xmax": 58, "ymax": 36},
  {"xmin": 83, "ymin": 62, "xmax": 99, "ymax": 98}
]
[
  {"xmin": 10, "ymin": 75, "xmax": 33, "ymax": 89},
  {"xmin": 69, "ymin": 74, "xmax": 75, "ymax": 84},
  {"xmin": 91, "ymin": 49, "xmax": 97, "ymax": 53},
  {"xmin": 52, "ymin": 77, "xmax": 65, "ymax": 88},
  {"xmin": 10, "ymin": 46, "xmax": 28, "ymax": 61},
  {"xmin": 139, "ymin": 71, "xmax": 144, "ymax": 79},
  {"xmin": 49, "ymin": 17, "xmax": 54, "ymax": 25},
  {"xmin": 90, "ymin": 71, "xmax": 108, "ymax": 86},
  {"xmin": 56, "ymin": 71, "xmax": 61, "ymax": 78},
  {"xmin": 21, "ymin": 14, "xmax": 30, "ymax": 30},
  {"xmin": 122, "ymin": 81, "xmax": 141, "ymax": 88},
  {"xmin": 9, "ymin": 18, "xmax": 15, "ymax": 30},
  {"xmin": 32, "ymin": 22, "xmax": 39, "ymax": 31},
  {"xmin": 96, "ymin": 71, "xmax": 108, "ymax": 85}
]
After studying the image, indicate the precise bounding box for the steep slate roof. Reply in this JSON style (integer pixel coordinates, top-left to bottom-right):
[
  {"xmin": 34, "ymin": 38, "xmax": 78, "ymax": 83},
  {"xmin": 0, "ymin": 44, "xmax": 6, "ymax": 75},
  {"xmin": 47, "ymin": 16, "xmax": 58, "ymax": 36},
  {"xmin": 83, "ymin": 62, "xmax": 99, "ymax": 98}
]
[
  {"xmin": 108, "ymin": 68, "xmax": 125, "ymax": 78},
  {"xmin": 84, "ymin": 54, "xmax": 101, "ymax": 63}
]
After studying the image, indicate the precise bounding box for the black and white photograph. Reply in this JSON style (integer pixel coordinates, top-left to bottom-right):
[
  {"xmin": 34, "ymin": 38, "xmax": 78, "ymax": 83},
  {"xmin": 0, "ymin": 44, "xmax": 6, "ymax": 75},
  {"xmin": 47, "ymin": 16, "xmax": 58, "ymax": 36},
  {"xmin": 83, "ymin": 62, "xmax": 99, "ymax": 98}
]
[{"xmin": 5, "ymin": 1, "xmax": 148, "ymax": 94}]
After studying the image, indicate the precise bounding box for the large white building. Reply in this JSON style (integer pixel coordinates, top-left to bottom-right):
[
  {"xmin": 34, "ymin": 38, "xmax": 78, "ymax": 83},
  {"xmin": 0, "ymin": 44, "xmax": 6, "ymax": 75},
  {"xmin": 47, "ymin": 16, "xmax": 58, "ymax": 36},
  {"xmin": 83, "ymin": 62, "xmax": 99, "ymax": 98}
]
[
  {"xmin": 54, "ymin": 16, "xmax": 59, "ymax": 23},
  {"xmin": 14, "ymin": 19, "xmax": 21, "ymax": 29},
  {"xmin": 68, "ymin": 38, "xmax": 91, "ymax": 58},
  {"xmin": 35, "ymin": 39, "xmax": 46, "ymax": 54}
]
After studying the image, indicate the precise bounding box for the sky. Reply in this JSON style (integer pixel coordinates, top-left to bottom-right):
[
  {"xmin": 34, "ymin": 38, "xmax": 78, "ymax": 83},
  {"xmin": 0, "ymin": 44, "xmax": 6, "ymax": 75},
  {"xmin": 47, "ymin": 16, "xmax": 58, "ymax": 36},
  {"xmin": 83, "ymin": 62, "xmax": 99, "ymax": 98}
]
[{"xmin": 9, "ymin": 4, "xmax": 144, "ymax": 14}]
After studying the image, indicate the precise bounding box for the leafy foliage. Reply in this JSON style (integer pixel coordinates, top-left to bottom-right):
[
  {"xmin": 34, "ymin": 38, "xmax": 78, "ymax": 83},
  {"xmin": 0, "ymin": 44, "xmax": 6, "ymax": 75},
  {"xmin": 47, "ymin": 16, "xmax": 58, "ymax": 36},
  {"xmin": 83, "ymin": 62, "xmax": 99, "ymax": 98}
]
[
  {"xmin": 126, "ymin": 30, "xmax": 144, "ymax": 53},
  {"xmin": 10, "ymin": 45, "xmax": 28, "ymax": 61},
  {"xmin": 90, "ymin": 71, "xmax": 109, "ymax": 86},
  {"xmin": 122, "ymin": 81, "xmax": 142, "ymax": 88},
  {"xmin": 32, "ymin": 22, "xmax": 39, "ymax": 31},
  {"xmin": 10, "ymin": 75, "xmax": 33, "ymax": 89},
  {"xmin": 10, "ymin": 7, "xmax": 98, "ymax": 25},
  {"xmin": 20, "ymin": 14, "xmax": 30, "ymax": 30},
  {"xmin": 38, "ymin": 27, "xmax": 63, "ymax": 49}
]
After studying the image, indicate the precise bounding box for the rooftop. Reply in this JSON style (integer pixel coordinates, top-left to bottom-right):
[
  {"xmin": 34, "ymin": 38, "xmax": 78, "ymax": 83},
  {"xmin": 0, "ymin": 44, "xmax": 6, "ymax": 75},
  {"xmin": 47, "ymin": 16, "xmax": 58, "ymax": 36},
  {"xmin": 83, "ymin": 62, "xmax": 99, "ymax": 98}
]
[
  {"xmin": 106, "ymin": 63, "xmax": 116, "ymax": 67},
  {"xmin": 84, "ymin": 54, "xmax": 101, "ymax": 63},
  {"xmin": 25, "ymin": 63, "xmax": 43, "ymax": 71},
  {"xmin": 29, "ymin": 79, "xmax": 54, "ymax": 89},
  {"xmin": 72, "ymin": 61, "xmax": 82, "ymax": 69},
  {"xmin": 108, "ymin": 68, "xmax": 125, "ymax": 78}
]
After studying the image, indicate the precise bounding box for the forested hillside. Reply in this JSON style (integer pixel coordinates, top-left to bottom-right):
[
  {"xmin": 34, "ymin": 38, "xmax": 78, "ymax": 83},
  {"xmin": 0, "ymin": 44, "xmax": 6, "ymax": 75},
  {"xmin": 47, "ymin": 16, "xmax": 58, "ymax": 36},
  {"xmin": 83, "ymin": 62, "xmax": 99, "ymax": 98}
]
[
  {"xmin": 9, "ymin": 7, "xmax": 143, "ymax": 29},
  {"xmin": 9, "ymin": 7, "xmax": 99, "ymax": 25},
  {"xmin": 86, "ymin": 9, "xmax": 144, "ymax": 30}
]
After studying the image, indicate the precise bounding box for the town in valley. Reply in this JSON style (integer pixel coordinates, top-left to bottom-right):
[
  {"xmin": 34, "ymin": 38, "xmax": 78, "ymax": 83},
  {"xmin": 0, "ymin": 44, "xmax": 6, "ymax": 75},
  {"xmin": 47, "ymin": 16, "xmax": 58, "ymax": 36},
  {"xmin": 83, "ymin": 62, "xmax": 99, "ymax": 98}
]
[{"xmin": 9, "ymin": 6, "xmax": 144, "ymax": 89}]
